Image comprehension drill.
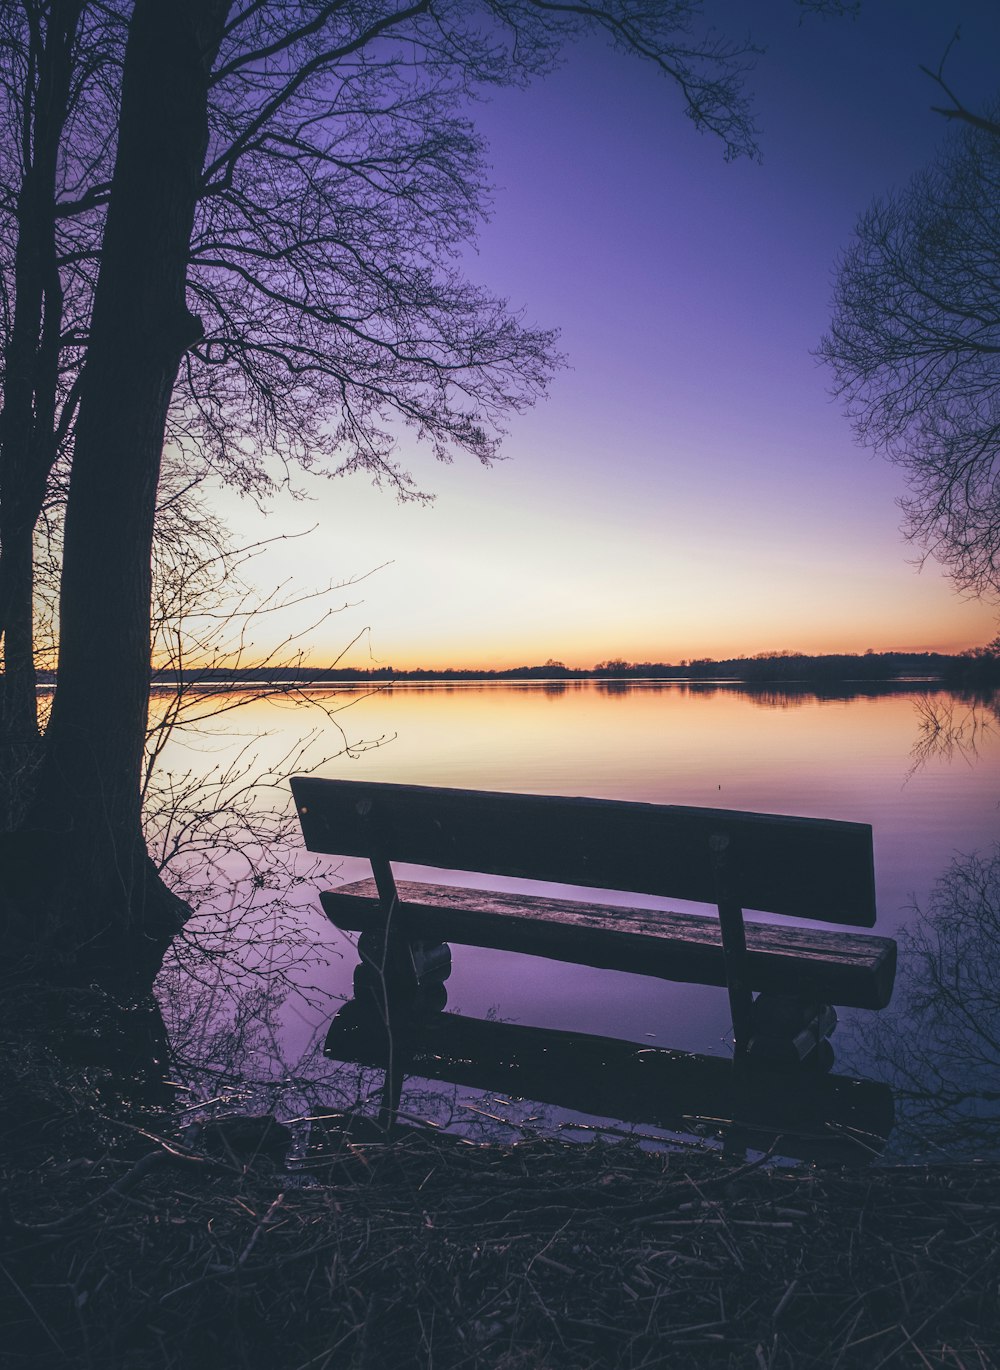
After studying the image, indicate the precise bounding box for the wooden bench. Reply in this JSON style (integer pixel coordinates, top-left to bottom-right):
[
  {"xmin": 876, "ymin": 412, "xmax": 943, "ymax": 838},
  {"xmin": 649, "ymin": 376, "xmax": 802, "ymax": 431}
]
[{"xmin": 290, "ymin": 778, "xmax": 897, "ymax": 1060}]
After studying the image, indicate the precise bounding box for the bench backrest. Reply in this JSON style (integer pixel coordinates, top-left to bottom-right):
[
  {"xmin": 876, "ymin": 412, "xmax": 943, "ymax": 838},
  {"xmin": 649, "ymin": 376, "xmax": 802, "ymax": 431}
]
[{"xmin": 290, "ymin": 778, "xmax": 876, "ymax": 927}]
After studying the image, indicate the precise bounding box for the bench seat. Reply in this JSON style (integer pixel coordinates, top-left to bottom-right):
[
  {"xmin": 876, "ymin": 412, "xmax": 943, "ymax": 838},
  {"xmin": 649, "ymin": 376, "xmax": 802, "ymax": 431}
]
[{"xmin": 321, "ymin": 878, "xmax": 897, "ymax": 1009}]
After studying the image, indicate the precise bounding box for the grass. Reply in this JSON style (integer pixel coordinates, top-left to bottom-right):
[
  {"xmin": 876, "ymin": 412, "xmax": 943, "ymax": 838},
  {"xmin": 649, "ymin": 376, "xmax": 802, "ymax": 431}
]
[{"xmin": 1, "ymin": 990, "xmax": 997, "ymax": 1370}]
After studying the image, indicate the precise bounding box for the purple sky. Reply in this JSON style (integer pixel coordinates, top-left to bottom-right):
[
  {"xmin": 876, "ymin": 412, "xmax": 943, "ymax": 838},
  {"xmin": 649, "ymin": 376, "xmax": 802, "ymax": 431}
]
[{"xmin": 216, "ymin": 1, "xmax": 1000, "ymax": 670}]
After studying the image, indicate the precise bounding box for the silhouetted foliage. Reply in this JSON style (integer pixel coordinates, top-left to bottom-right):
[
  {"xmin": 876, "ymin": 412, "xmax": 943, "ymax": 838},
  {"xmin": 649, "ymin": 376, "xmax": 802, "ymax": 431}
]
[
  {"xmin": 821, "ymin": 97, "xmax": 1000, "ymax": 601},
  {"xmin": 1, "ymin": 0, "xmax": 764, "ymax": 741},
  {"xmin": 0, "ymin": 1, "xmax": 776, "ymax": 991},
  {"xmin": 944, "ymin": 635, "xmax": 1000, "ymax": 687},
  {"xmin": 36, "ymin": 648, "xmax": 969, "ymax": 688}
]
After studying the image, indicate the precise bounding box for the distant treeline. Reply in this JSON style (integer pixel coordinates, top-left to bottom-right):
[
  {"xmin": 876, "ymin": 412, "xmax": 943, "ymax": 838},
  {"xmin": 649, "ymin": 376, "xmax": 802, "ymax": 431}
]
[{"xmin": 90, "ymin": 646, "xmax": 999, "ymax": 687}]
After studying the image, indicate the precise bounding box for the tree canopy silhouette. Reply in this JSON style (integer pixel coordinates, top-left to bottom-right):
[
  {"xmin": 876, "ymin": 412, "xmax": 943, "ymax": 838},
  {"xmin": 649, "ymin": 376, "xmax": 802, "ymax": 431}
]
[
  {"xmin": 821, "ymin": 76, "xmax": 1000, "ymax": 604},
  {"xmin": 0, "ymin": 0, "xmax": 769, "ymax": 993}
]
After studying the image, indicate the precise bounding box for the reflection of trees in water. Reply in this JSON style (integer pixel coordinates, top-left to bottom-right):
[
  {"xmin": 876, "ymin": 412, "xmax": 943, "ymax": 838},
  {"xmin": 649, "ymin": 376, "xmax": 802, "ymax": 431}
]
[
  {"xmin": 850, "ymin": 846, "xmax": 1000, "ymax": 1159},
  {"xmin": 156, "ymin": 921, "xmax": 470, "ymax": 1140},
  {"xmin": 593, "ymin": 680, "xmax": 635, "ymax": 697},
  {"xmin": 588, "ymin": 680, "xmax": 969, "ymax": 708},
  {"xmin": 156, "ymin": 915, "xmax": 359, "ymax": 1120},
  {"xmin": 907, "ymin": 690, "xmax": 998, "ymax": 776},
  {"xmin": 735, "ymin": 681, "xmax": 950, "ymax": 708},
  {"xmin": 734, "ymin": 683, "xmax": 998, "ymax": 766},
  {"xmin": 736, "ymin": 687, "xmax": 814, "ymax": 710}
]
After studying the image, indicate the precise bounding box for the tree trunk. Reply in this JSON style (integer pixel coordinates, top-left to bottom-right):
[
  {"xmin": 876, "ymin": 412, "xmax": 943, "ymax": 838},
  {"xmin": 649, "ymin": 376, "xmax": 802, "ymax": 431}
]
[
  {"xmin": 0, "ymin": 1, "xmax": 84, "ymax": 762},
  {"xmin": 0, "ymin": 517, "xmax": 41, "ymax": 747},
  {"xmin": 4, "ymin": 0, "xmax": 232, "ymax": 992},
  {"xmin": 0, "ymin": 516, "xmax": 43, "ymax": 832}
]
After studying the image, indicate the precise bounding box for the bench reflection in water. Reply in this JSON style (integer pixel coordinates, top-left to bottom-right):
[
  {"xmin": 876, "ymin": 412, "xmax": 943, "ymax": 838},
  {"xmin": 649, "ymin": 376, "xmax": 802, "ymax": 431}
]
[{"xmin": 323, "ymin": 946, "xmax": 894, "ymax": 1165}]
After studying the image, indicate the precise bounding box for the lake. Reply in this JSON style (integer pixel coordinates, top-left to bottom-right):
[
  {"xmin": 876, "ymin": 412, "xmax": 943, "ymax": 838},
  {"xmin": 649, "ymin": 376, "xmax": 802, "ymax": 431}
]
[{"xmin": 155, "ymin": 680, "xmax": 999, "ymax": 1162}]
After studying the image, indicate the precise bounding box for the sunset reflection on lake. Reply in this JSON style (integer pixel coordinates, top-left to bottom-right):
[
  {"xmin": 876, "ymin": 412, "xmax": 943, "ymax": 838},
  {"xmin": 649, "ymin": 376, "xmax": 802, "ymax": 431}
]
[{"xmin": 156, "ymin": 680, "xmax": 998, "ymax": 1156}]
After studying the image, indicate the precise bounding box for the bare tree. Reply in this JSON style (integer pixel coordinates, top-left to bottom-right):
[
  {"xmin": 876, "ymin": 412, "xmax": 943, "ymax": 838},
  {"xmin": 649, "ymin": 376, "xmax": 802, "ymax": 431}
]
[
  {"xmin": 820, "ymin": 94, "xmax": 1000, "ymax": 602},
  {"xmin": 175, "ymin": 0, "xmax": 761, "ymax": 500},
  {"xmin": 0, "ymin": 1, "xmax": 120, "ymax": 741},
  {"xmin": 141, "ymin": 471, "xmax": 391, "ymax": 922},
  {"xmin": 0, "ymin": 0, "xmax": 769, "ymax": 992},
  {"xmin": 1, "ymin": 2, "xmax": 763, "ymax": 751}
]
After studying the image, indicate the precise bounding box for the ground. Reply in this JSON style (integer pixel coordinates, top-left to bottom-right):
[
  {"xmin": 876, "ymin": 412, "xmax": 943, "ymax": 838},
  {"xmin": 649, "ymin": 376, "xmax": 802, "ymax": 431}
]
[{"xmin": 1, "ymin": 987, "xmax": 997, "ymax": 1369}]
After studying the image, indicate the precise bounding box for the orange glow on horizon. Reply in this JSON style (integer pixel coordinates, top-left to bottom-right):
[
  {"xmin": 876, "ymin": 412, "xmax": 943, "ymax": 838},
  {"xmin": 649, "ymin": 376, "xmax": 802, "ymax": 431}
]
[{"xmin": 165, "ymin": 629, "xmax": 996, "ymax": 676}]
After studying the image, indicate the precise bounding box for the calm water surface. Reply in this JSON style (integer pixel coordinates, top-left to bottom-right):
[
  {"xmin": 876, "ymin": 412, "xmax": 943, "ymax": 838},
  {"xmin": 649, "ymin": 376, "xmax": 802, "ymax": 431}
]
[{"xmin": 158, "ymin": 681, "xmax": 999, "ymax": 1161}]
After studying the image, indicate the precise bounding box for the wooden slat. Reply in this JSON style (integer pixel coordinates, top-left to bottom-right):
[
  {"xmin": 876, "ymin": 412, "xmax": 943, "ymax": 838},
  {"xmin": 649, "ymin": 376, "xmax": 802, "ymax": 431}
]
[
  {"xmin": 324, "ymin": 999, "xmax": 895, "ymax": 1164},
  {"xmin": 291, "ymin": 777, "xmax": 876, "ymax": 925},
  {"xmin": 321, "ymin": 880, "xmax": 897, "ymax": 1009}
]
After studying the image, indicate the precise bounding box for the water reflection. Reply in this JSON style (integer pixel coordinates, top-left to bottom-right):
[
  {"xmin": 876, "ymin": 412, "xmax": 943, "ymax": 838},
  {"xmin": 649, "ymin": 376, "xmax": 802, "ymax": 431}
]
[
  {"xmin": 320, "ymin": 942, "xmax": 894, "ymax": 1164},
  {"xmin": 153, "ymin": 902, "xmax": 896, "ymax": 1165},
  {"xmin": 907, "ymin": 690, "xmax": 998, "ymax": 775},
  {"xmin": 584, "ymin": 679, "xmax": 957, "ymax": 706},
  {"xmin": 156, "ymin": 843, "xmax": 1000, "ymax": 1165},
  {"xmin": 734, "ymin": 681, "xmax": 959, "ymax": 707},
  {"xmin": 848, "ymin": 846, "xmax": 1000, "ymax": 1160},
  {"xmin": 148, "ymin": 680, "xmax": 997, "ymax": 1163}
]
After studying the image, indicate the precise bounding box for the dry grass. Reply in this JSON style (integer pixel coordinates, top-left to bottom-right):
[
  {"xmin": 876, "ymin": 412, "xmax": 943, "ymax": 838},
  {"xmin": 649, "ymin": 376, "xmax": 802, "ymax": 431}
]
[
  {"xmin": 1, "ymin": 981, "xmax": 997, "ymax": 1368},
  {"xmin": 2, "ymin": 1108, "xmax": 998, "ymax": 1370}
]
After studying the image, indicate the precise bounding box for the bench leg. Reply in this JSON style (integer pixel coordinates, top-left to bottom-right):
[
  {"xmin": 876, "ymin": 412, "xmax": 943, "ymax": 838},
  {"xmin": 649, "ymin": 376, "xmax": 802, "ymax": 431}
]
[
  {"xmin": 329, "ymin": 960, "xmax": 451, "ymax": 1134},
  {"xmin": 710, "ymin": 836, "xmax": 755, "ymax": 1058},
  {"xmin": 726, "ymin": 976, "xmax": 755, "ymax": 1061},
  {"xmin": 748, "ymin": 995, "xmax": 837, "ymax": 1069},
  {"xmin": 357, "ymin": 928, "xmax": 452, "ymax": 989}
]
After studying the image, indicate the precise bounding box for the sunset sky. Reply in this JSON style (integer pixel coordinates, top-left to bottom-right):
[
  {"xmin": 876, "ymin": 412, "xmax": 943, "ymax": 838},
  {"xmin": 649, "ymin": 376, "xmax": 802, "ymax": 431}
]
[{"xmin": 213, "ymin": 0, "xmax": 1000, "ymax": 671}]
